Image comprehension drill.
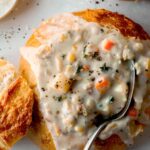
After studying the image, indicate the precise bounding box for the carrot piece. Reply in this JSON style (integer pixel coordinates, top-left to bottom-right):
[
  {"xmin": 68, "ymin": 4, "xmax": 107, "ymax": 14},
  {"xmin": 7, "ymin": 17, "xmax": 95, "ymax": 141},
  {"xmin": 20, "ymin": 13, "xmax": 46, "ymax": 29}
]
[
  {"xmin": 104, "ymin": 40, "xmax": 115, "ymax": 51},
  {"xmin": 82, "ymin": 65, "xmax": 90, "ymax": 71},
  {"xmin": 128, "ymin": 108, "xmax": 138, "ymax": 117},
  {"xmin": 95, "ymin": 78, "xmax": 110, "ymax": 91}
]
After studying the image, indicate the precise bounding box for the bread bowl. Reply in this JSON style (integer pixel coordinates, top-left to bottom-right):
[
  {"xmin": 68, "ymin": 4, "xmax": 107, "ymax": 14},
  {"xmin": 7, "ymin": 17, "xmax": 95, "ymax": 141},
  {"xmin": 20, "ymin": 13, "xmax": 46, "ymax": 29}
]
[
  {"xmin": 0, "ymin": 59, "xmax": 33, "ymax": 150},
  {"xmin": 20, "ymin": 9, "xmax": 150, "ymax": 150}
]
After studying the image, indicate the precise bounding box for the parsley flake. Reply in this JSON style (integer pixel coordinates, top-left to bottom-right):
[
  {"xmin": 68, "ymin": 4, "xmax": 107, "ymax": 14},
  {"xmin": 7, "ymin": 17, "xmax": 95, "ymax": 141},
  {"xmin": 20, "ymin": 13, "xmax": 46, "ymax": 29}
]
[{"xmin": 100, "ymin": 63, "xmax": 112, "ymax": 72}]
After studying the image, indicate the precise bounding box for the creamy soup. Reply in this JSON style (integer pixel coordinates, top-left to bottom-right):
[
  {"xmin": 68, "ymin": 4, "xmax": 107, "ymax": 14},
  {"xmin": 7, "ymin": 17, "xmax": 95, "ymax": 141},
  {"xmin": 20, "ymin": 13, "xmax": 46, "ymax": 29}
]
[{"xmin": 21, "ymin": 13, "xmax": 150, "ymax": 150}]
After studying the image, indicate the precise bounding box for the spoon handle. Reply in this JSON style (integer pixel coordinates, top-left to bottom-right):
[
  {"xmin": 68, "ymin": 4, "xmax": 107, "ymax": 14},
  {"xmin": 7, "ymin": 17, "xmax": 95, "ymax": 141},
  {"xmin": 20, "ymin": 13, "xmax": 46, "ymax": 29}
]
[{"xmin": 84, "ymin": 121, "xmax": 109, "ymax": 150}]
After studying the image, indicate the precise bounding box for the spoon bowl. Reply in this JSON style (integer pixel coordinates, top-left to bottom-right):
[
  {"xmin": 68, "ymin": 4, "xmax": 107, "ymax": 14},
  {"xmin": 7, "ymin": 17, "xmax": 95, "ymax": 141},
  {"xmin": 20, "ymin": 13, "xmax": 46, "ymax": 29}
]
[{"xmin": 84, "ymin": 60, "xmax": 135, "ymax": 150}]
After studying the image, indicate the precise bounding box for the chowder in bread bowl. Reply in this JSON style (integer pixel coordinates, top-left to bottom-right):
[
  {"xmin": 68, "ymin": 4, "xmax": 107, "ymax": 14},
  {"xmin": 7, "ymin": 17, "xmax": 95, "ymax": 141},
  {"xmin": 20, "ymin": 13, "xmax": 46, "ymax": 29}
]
[
  {"xmin": 0, "ymin": 59, "xmax": 33, "ymax": 150},
  {"xmin": 20, "ymin": 9, "xmax": 150, "ymax": 150}
]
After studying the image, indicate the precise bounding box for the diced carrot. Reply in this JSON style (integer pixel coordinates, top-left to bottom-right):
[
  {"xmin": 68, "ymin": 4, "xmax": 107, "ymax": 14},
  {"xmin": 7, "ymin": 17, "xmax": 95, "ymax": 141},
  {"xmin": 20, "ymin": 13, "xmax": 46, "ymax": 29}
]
[
  {"xmin": 82, "ymin": 65, "xmax": 90, "ymax": 71},
  {"xmin": 95, "ymin": 77, "xmax": 110, "ymax": 92},
  {"xmin": 128, "ymin": 108, "xmax": 138, "ymax": 117},
  {"xmin": 104, "ymin": 40, "xmax": 115, "ymax": 51}
]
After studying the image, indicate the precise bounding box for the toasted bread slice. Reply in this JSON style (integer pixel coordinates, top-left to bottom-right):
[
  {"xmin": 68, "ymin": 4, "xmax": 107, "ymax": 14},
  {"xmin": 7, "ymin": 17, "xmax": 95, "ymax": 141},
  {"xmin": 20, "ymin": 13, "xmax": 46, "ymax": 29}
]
[
  {"xmin": 20, "ymin": 9, "xmax": 150, "ymax": 150},
  {"xmin": 0, "ymin": 59, "xmax": 33, "ymax": 150}
]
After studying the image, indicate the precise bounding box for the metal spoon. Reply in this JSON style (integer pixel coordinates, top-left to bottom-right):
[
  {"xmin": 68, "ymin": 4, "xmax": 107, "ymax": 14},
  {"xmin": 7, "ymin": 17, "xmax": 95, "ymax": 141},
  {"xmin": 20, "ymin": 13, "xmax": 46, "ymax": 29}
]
[{"xmin": 84, "ymin": 60, "xmax": 135, "ymax": 150}]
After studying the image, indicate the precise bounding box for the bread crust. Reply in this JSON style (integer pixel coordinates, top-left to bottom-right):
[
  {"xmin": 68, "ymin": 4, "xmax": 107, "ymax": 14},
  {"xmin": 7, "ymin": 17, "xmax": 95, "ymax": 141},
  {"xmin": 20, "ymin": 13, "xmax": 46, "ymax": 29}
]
[
  {"xmin": 20, "ymin": 9, "xmax": 150, "ymax": 150},
  {"xmin": 74, "ymin": 9, "xmax": 150, "ymax": 40},
  {"xmin": 0, "ymin": 59, "xmax": 33, "ymax": 150}
]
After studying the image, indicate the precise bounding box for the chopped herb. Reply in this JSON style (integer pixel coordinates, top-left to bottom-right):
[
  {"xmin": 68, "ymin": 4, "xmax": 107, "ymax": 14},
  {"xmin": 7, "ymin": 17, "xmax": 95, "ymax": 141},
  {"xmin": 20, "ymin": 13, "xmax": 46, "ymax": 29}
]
[
  {"xmin": 68, "ymin": 31, "xmax": 73, "ymax": 37},
  {"xmin": 58, "ymin": 96, "xmax": 61, "ymax": 101},
  {"xmin": 92, "ymin": 52, "xmax": 101, "ymax": 61},
  {"xmin": 83, "ymin": 44, "xmax": 101, "ymax": 60},
  {"xmin": 88, "ymin": 70, "xmax": 94, "ymax": 76},
  {"xmin": 53, "ymin": 95, "xmax": 66, "ymax": 102},
  {"xmin": 76, "ymin": 65, "xmax": 83, "ymax": 74},
  {"xmin": 83, "ymin": 45, "xmax": 87, "ymax": 52},
  {"xmin": 61, "ymin": 54, "xmax": 66, "ymax": 59},
  {"xmin": 78, "ymin": 99, "xmax": 81, "ymax": 102},
  {"xmin": 41, "ymin": 87, "xmax": 46, "ymax": 91},
  {"xmin": 98, "ymin": 104, "xmax": 103, "ymax": 108},
  {"xmin": 93, "ymin": 52, "xmax": 99, "ymax": 58},
  {"xmin": 138, "ymin": 113, "xmax": 142, "ymax": 117},
  {"xmin": 97, "ymin": 56, "xmax": 102, "ymax": 61},
  {"xmin": 109, "ymin": 96, "xmax": 115, "ymax": 104},
  {"xmin": 100, "ymin": 28, "xmax": 104, "ymax": 33},
  {"xmin": 90, "ymin": 77, "xmax": 95, "ymax": 81},
  {"xmin": 83, "ymin": 45, "xmax": 88, "ymax": 58},
  {"xmin": 100, "ymin": 63, "xmax": 112, "ymax": 72}
]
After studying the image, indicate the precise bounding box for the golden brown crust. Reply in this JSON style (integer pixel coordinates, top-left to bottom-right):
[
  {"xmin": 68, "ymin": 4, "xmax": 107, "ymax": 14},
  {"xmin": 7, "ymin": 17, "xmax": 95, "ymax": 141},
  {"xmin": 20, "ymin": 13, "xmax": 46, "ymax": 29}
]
[
  {"xmin": 0, "ymin": 59, "xmax": 33, "ymax": 150},
  {"xmin": 20, "ymin": 9, "xmax": 150, "ymax": 150},
  {"xmin": 74, "ymin": 9, "xmax": 150, "ymax": 40}
]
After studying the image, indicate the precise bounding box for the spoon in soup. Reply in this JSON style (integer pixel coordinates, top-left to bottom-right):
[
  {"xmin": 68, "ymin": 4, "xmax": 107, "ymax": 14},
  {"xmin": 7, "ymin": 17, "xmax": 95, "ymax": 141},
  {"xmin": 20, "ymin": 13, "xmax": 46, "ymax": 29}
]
[{"xmin": 84, "ymin": 60, "xmax": 135, "ymax": 150}]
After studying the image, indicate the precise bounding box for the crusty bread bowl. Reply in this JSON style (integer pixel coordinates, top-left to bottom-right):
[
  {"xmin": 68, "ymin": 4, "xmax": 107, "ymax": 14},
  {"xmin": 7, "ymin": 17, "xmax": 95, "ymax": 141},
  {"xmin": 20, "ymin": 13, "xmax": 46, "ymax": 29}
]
[
  {"xmin": 0, "ymin": 59, "xmax": 33, "ymax": 150},
  {"xmin": 20, "ymin": 9, "xmax": 150, "ymax": 150}
]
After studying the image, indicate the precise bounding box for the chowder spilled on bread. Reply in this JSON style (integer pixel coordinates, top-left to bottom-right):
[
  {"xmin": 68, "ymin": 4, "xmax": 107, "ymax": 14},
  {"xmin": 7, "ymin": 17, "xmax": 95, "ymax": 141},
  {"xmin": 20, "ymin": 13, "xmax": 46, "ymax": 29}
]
[{"xmin": 20, "ymin": 10, "xmax": 150, "ymax": 150}]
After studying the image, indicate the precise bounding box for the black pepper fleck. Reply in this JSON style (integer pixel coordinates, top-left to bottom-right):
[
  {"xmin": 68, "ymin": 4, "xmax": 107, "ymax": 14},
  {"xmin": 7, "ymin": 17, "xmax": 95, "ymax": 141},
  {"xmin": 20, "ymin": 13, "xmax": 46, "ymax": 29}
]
[
  {"xmin": 100, "ymin": 63, "xmax": 112, "ymax": 72},
  {"xmin": 116, "ymin": 69, "xmax": 119, "ymax": 73},
  {"xmin": 41, "ymin": 87, "xmax": 46, "ymax": 91}
]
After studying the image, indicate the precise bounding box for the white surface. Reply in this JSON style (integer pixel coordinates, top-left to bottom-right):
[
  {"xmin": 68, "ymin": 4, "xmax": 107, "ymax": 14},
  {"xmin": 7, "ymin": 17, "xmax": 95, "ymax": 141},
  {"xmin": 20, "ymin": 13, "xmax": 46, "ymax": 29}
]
[{"xmin": 0, "ymin": 0, "xmax": 150, "ymax": 149}]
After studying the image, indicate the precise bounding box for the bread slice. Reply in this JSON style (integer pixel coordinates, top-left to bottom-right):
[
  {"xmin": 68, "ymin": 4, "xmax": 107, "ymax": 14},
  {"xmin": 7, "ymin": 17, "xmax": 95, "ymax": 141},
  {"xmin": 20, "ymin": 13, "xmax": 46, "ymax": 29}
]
[
  {"xmin": 20, "ymin": 9, "xmax": 150, "ymax": 150},
  {"xmin": 0, "ymin": 59, "xmax": 33, "ymax": 150}
]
